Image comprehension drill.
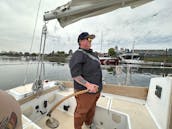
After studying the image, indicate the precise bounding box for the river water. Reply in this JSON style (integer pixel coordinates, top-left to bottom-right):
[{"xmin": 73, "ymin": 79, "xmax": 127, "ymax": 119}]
[{"xmin": 0, "ymin": 57, "xmax": 172, "ymax": 90}]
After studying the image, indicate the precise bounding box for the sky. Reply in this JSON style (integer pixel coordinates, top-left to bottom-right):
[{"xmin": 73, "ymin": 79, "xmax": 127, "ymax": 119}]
[{"xmin": 0, "ymin": 0, "xmax": 172, "ymax": 53}]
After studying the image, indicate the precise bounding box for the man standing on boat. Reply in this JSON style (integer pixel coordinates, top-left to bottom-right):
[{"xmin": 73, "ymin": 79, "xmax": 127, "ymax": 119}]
[{"xmin": 69, "ymin": 32, "xmax": 103, "ymax": 129}]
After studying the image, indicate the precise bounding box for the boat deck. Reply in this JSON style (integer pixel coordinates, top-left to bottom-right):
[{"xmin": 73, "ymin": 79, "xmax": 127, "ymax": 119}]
[
  {"xmin": 9, "ymin": 79, "xmax": 171, "ymax": 129},
  {"xmin": 10, "ymin": 81, "xmax": 158, "ymax": 129},
  {"xmin": 111, "ymin": 98, "xmax": 157, "ymax": 129},
  {"xmin": 34, "ymin": 93, "xmax": 157, "ymax": 129}
]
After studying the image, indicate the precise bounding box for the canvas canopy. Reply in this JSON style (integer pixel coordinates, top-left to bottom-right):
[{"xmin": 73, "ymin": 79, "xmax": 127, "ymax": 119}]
[{"xmin": 44, "ymin": 0, "xmax": 153, "ymax": 27}]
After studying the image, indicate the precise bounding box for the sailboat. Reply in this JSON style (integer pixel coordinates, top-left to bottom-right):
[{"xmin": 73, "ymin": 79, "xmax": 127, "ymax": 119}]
[{"xmin": 6, "ymin": 0, "xmax": 172, "ymax": 129}]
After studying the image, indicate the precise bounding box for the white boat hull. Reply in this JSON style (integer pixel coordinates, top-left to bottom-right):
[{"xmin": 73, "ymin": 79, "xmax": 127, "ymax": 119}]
[{"xmin": 7, "ymin": 77, "xmax": 172, "ymax": 129}]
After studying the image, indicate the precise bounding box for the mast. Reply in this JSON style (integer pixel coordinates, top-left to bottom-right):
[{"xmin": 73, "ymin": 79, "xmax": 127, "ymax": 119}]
[
  {"xmin": 32, "ymin": 22, "xmax": 47, "ymax": 93},
  {"xmin": 132, "ymin": 40, "xmax": 135, "ymax": 60}
]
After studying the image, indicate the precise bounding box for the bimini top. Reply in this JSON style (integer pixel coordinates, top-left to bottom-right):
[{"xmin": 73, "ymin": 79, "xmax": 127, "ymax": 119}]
[{"xmin": 44, "ymin": 0, "xmax": 153, "ymax": 27}]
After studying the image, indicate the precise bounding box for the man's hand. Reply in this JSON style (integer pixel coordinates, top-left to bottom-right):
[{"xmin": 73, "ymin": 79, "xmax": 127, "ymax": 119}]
[
  {"xmin": 85, "ymin": 82, "xmax": 99, "ymax": 93},
  {"xmin": 73, "ymin": 76, "xmax": 99, "ymax": 93}
]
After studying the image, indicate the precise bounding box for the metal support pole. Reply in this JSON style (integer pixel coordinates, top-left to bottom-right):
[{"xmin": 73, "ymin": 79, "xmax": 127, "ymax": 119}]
[{"xmin": 32, "ymin": 22, "xmax": 47, "ymax": 93}]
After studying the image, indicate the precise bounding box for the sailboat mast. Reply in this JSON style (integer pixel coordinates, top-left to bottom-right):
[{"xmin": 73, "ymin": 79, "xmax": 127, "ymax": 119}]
[
  {"xmin": 132, "ymin": 41, "xmax": 135, "ymax": 59},
  {"xmin": 100, "ymin": 31, "xmax": 103, "ymax": 53}
]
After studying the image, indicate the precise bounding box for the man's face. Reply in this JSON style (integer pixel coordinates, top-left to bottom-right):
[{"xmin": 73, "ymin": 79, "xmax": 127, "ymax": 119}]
[{"xmin": 79, "ymin": 38, "xmax": 92, "ymax": 49}]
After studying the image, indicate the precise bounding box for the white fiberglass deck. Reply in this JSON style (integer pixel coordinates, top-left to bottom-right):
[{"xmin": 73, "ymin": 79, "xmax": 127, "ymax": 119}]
[
  {"xmin": 9, "ymin": 77, "xmax": 171, "ymax": 129},
  {"xmin": 34, "ymin": 91, "xmax": 157, "ymax": 129}
]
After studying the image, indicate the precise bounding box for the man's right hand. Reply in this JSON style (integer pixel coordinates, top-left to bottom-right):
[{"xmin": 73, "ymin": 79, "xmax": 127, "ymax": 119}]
[{"xmin": 85, "ymin": 82, "xmax": 99, "ymax": 93}]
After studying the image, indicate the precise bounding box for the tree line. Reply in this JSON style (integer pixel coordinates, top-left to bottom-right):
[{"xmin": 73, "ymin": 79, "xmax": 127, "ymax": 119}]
[{"xmin": 0, "ymin": 51, "xmax": 70, "ymax": 57}]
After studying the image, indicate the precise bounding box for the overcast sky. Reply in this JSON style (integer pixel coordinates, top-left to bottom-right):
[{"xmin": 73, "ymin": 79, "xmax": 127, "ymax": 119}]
[{"xmin": 0, "ymin": 0, "xmax": 172, "ymax": 53}]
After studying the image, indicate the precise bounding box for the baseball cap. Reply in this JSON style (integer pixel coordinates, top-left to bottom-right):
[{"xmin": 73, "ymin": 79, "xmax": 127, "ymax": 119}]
[
  {"xmin": 78, "ymin": 32, "xmax": 95, "ymax": 43},
  {"xmin": 0, "ymin": 90, "xmax": 22, "ymax": 129}
]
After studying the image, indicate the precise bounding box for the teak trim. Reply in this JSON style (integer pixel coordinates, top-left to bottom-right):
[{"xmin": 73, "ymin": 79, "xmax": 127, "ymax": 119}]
[
  {"xmin": 63, "ymin": 81, "xmax": 148, "ymax": 100},
  {"xmin": 18, "ymin": 81, "xmax": 148, "ymax": 105}
]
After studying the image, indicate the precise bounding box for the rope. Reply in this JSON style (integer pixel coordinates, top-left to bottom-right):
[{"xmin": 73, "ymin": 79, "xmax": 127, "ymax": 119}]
[{"xmin": 23, "ymin": 0, "xmax": 42, "ymax": 85}]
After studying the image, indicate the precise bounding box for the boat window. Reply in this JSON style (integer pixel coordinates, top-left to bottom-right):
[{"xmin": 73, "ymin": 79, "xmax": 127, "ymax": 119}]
[{"xmin": 123, "ymin": 55, "xmax": 132, "ymax": 59}]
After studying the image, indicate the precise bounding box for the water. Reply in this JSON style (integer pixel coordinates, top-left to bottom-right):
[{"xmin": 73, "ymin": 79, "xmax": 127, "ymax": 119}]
[
  {"xmin": 0, "ymin": 60, "xmax": 72, "ymax": 90},
  {"xmin": 0, "ymin": 58, "xmax": 171, "ymax": 90}
]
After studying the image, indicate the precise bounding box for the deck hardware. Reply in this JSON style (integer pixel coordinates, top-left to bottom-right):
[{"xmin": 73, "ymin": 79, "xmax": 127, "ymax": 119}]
[
  {"xmin": 35, "ymin": 105, "xmax": 39, "ymax": 112},
  {"xmin": 44, "ymin": 100, "xmax": 48, "ymax": 108},
  {"xmin": 155, "ymin": 85, "xmax": 162, "ymax": 98},
  {"xmin": 40, "ymin": 110, "xmax": 47, "ymax": 115},
  {"xmin": 100, "ymin": 121, "xmax": 103, "ymax": 125},
  {"xmin": 46, "ymin": 117, "xmax": 59, "ymax": 128},
  {"xmin": 63, "ymin": 105, "xmax": 70, "ymax": 111}
]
